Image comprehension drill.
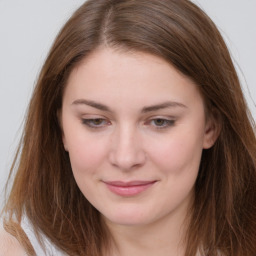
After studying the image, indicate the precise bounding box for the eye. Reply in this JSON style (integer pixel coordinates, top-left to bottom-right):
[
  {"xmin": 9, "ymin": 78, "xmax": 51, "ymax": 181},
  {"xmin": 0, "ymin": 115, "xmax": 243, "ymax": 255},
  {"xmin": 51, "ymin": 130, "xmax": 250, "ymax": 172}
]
[
  {"xmin": 147, "ymin": 118, "xmax": 175, "ymax": 129},
  {"xmin": 81, "ymin": 118, "xmax": 110, "ymax": 129}
]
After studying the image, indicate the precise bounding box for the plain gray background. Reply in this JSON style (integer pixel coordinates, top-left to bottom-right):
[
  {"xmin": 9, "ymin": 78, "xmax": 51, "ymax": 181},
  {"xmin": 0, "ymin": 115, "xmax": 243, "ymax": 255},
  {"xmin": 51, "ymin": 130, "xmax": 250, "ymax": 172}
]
[{"xmin": 0, "ymin": 0, "xmax": 255, "ymax": 209}]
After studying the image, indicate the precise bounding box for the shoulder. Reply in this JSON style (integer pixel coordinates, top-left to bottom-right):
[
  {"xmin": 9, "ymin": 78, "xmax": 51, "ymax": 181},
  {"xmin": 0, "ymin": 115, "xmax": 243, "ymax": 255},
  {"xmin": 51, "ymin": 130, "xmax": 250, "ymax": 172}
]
[{"xmin": 0, "ymin": 228, "xmax": 27, "ymax": 256}]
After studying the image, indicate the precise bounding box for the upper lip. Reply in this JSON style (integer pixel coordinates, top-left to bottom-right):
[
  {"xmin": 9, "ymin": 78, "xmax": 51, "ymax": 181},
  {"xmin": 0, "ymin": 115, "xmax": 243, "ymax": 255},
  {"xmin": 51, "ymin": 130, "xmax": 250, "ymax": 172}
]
[{"xmin": 103, "ymin": 180, "xmax": 157, "ymax": 187}]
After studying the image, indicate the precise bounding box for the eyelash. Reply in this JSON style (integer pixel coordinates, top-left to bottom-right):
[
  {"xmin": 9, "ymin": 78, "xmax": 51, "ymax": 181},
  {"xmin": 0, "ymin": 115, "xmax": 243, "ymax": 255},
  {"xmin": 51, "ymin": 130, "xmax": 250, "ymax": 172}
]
[
  {"xmin": 81, "ymin": 118, "xmax": 175, "ymax": 130},
  {"xmin": 147, "ymin": 118, "xmax": 175, "ymax": 129},
  {"xmin": 81, "ymin": 118, "xmax": 110, "ymax": 129}
]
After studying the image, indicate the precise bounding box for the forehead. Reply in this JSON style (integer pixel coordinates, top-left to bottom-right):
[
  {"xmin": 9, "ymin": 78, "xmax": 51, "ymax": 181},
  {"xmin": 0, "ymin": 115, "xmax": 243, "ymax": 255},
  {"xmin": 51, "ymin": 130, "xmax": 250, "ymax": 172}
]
[{"xmin": 63, "ymin": 47, "xmax": 203, "ymax": 110}]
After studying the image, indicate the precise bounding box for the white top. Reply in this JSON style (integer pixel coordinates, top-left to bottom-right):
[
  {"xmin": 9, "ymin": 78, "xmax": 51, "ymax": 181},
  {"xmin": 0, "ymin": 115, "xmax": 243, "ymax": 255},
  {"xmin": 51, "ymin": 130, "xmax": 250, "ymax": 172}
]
[{"xmin": 21, "ymin": 216, "xmax": 65, "ymax": 256}]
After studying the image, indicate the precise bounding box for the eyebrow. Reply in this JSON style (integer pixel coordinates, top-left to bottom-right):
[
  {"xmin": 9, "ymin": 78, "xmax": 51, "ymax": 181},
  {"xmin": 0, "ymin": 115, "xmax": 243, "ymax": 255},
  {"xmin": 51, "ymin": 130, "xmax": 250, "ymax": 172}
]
[
  {"xmin": 141, "ymin": 101, "xmax": 187, "ymax": 113},
  {"xmin": 72, "ymin": 99, "xmax": 187, "ymax": 113},
  {"xmin": 72, "ymin": 99, "xmax": 112, "ymax": 112}
]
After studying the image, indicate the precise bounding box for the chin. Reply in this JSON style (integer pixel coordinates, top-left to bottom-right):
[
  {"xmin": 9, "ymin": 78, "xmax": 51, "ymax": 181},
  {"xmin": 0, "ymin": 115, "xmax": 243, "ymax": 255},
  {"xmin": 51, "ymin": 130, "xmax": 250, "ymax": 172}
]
[{"xmin": 102, "ymin": 208, "xmax": 156, "ymax": 227}]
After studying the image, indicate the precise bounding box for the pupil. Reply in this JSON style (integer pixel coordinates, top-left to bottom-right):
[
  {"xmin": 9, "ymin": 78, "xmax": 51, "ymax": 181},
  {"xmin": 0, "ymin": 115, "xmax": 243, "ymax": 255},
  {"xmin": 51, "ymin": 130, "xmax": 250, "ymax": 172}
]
[
  {"xmin": 94, "ymin": 119, "xmax": 102, "ymax": 125},
  {"xmin": 155, "ymin": 119, "xmax": 164, "ymax": 125}
]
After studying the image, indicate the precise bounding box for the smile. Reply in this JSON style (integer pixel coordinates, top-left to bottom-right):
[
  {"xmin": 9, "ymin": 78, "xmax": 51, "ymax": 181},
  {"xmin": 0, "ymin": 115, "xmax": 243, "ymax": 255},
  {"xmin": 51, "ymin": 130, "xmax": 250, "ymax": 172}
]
[{"xmin": 103, "ymin": 180, "xmax": 157, "ymax": 196}]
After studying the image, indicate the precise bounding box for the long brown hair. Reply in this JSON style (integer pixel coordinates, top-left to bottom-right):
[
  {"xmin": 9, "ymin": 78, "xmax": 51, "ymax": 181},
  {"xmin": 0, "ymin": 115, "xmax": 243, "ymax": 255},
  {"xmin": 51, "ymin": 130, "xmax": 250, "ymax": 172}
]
[{"xmin": 2, "ymin": 0, "xmax": 256, "ymax": 255}]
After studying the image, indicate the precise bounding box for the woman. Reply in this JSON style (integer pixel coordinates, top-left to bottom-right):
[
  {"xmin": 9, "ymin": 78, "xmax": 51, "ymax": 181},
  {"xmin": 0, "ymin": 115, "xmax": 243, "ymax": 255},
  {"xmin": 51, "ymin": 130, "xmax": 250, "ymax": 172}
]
[{"xmin": 1, "ymin": 0, "xmax": 255, "ymax": 255}]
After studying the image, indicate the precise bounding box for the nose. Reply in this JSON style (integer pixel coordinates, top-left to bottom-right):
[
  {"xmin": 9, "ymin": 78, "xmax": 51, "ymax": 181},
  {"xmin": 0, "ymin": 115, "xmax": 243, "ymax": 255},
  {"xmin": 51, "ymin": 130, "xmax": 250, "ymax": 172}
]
[{"xmin": 108, "ymin": 125, "xmax": 146, "ymax": 171}]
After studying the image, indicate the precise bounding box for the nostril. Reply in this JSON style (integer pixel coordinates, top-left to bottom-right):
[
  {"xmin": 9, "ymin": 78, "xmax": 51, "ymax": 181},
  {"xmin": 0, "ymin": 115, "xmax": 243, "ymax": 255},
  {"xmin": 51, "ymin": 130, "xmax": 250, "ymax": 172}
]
[{"xmin": 108, "ymin": 149, "xmax": 146, "ymax": 171}]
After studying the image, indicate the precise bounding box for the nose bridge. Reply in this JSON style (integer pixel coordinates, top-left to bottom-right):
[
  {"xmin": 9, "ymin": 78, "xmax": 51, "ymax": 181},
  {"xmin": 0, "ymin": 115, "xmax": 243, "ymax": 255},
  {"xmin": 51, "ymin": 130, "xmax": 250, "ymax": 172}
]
[{"xmin": 109, "ymin": 122, "xmax": 145, "ymax": 170}]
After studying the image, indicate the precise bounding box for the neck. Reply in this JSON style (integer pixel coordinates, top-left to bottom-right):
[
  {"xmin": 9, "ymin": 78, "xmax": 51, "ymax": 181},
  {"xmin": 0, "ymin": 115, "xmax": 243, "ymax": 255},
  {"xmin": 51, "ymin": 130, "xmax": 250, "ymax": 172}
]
[{"xmin": 104, "ymin": 206, "xmax": 190, "ymax": 256}]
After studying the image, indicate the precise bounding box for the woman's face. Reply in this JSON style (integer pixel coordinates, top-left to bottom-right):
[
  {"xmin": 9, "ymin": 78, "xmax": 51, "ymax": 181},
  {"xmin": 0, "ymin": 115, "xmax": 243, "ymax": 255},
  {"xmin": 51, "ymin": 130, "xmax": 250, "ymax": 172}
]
[{"xmin": 61, "ymin": 48, "xmax": 217, "ymax": 226}]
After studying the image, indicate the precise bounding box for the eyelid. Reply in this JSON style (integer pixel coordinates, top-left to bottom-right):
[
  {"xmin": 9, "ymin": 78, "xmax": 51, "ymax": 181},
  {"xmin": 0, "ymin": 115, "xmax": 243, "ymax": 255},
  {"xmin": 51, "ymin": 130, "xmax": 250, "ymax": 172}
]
[
  {"xmin": 81, "ymin": 117, "xmax": 111, "ymax": 129},
  {"xmin": 145, "ymin": 116, "xmax": 176, "ymax": 129}
]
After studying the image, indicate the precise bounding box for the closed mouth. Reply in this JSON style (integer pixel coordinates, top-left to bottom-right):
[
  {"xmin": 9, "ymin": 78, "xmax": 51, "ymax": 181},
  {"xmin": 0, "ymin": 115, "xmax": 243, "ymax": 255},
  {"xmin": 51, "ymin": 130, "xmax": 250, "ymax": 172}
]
[{"xmin": 103, "ymin": 180, "xmax": 157, "ymax": 196}]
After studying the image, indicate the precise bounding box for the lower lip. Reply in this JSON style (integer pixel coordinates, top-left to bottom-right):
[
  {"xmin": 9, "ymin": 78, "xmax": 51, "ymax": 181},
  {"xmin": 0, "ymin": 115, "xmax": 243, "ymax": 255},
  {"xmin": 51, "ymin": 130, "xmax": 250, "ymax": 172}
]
[{"xmin": 105, "ymin": 182, "xmax": 156, "ymax": 196}]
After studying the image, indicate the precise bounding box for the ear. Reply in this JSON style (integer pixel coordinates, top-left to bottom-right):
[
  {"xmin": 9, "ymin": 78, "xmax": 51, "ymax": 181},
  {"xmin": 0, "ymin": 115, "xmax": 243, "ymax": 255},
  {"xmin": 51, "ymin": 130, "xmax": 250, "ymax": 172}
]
[
  {"xmin": 203, "ymin": 109, "xmax": 221, "ymax": 149},
  {"xmin": 57, "ymin": 109, "xmax": 69, "ymax": 152}
]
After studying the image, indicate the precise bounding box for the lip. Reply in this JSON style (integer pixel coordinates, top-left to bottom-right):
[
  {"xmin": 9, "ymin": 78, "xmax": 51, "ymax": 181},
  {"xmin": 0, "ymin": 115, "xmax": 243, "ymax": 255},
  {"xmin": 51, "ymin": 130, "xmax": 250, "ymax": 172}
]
[{"xmin": 103, "ymin": 180, "xmax": 157, "ymax": 196}]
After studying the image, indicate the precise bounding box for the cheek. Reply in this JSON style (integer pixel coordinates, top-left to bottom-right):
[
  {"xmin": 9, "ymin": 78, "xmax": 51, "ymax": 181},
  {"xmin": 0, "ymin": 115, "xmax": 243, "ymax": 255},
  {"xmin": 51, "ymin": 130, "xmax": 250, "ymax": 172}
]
[
  {"xmin": 65, "ymin": 131, "xmax": 108, "ymax": 175},
  {"xmin": 67, "ymin": 136, "xmax": 108, "ymax": 197},
  {"xmin": 148, "ymin": 129, "xmax": 204, "ymax": 176}
]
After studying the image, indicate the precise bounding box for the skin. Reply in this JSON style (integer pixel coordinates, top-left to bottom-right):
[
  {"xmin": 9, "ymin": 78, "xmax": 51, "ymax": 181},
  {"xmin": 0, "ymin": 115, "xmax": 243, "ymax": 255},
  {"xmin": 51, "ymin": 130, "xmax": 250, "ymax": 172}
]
[
  {"xmin": 0, "ymin": 229, "xmax": 27, "ymax": 256},
  {"xmin": 61, "ymin": 47, "xmax": 218, "ymax": 256}
]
